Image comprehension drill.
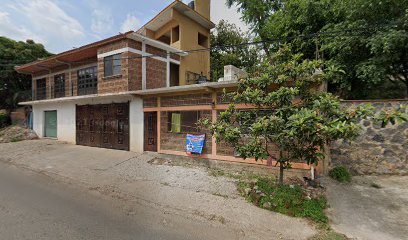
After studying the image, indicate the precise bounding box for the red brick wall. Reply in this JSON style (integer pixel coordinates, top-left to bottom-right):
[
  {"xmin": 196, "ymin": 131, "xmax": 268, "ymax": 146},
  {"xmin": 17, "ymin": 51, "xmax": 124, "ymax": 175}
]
[
  {"xmin": 128, "ymin": 52, "xmax": 143, "ymax": 91},
  {"xmin": 128, "ymin": 40, "xmax": 142, "ymax": 50},
  {"xmin": 70, "ymin": 70, "xmax": 78, "ymax": 96},
  {"xmin": 97, "ymin": 56, "xmax": 128, "ymax": 94},
  {"xmin": 160, "ymin": 110, "xmax": 212, "ymax": 154},
  {"xmin": 146, "ymin": 45, "xmax": 167, "ymax": 58},
  {"xmin": 161, "ymin": 93, "xmax": 212, "ymax": 107},
  {"xmin": 143, "ymin": 97, "xmax": 157, "ymax": 107},
  {"xmin": 98, "ymin": 39, "xmax": 128, "ymax": 94},
  {"xmin": 97, "ymin": 39, "xmax": 145, "ymax": 93},
  {"xmin": 146, "ymin": 58, "xmax": 167, "ymax": 89},
  {"xmin": 30, "ymin": 38, "xmax": 176, "ymax": 97},
  {"xmin": 97, "ymin": 39, "xmax": 128, "ymax": 54}
]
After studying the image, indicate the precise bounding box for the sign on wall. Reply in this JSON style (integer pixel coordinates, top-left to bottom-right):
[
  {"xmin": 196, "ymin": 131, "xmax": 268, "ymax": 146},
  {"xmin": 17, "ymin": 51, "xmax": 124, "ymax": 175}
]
[{"xmin": 186, "ymin": 134, "xmax": 206, "ymax": 155}]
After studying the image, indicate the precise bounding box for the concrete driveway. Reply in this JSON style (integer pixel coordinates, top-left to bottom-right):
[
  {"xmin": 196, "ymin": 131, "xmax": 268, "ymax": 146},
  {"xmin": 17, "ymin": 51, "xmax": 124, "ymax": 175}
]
[
  {"xmin": 0, "ymin": 140, "xmax": 316, "ymax": 240},
  {"xmin": 326, "ymin": 176, "xmax": 408, "ymax": 240}
]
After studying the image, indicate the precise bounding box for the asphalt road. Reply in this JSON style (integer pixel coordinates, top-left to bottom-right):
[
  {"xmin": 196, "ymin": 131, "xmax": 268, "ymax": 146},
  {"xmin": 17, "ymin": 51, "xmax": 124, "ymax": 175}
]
[{"xmin": 0, "ymin": 162, "xmax": 238, "ymax": 240}]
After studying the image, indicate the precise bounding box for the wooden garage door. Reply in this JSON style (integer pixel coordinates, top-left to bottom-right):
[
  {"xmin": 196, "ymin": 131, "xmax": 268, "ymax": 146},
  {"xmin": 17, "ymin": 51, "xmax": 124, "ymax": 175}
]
[{"xmin": 76, "ymin": 103, "xmax": 129, "ymax": 151}]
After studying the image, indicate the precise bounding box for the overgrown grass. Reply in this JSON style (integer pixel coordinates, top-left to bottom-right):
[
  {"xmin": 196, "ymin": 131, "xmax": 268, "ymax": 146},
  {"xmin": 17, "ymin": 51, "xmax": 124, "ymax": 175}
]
[
  {"xmin": 0, "ymin": 112, "xmax": 10, "ymax": 129},
  {"xmin": 208, "ymin": 169, "xmax": 226, "ymax": 177},
  {"xmin": 309, "ymin": 231, "xmax": 348, "ymax": 240},
  {"xmin": 238, "ymin": 177, "xmax": 328, "ymax": 224},
  {"xmin": 329, "ymin": 166, "xmax": 351, "ymax": 183},
  {"xmin": 212, "ymin": 170, "xmax": 345, "ymax": 237}
]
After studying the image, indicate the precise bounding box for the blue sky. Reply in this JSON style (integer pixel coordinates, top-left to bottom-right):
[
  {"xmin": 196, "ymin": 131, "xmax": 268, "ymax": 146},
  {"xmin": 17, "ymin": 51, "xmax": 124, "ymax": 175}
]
[{"xmin": 0, "ymin": 0, "xmax": 247, "ymax": 53}]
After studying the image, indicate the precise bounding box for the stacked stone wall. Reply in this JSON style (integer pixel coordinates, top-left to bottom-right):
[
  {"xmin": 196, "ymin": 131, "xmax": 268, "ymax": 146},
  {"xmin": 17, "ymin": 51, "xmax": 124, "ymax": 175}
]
[{"xmin": 331, "ymin": 100, "xmax": 408, "ymax": 175}]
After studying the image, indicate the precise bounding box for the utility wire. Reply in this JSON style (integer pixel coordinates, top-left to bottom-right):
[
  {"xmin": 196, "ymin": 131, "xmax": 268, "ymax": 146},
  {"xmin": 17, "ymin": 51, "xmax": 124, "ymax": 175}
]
[{"xmin": 0, "ymin": 24, "xmax": 397, "ymax": 67}]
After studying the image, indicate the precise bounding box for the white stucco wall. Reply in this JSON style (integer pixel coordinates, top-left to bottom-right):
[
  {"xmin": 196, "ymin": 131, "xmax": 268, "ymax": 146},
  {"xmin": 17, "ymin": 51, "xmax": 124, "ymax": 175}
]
[
  {"xmin": 129, "ymin": 98, "xmax": 144, "ymax": 153},
  {"xmin": 33, "ymin": 101, "xmax": 76, "ymax": 142},
  {"xmin": 31, "ymin": 96, "xmax": 144, "ymax": 153}
]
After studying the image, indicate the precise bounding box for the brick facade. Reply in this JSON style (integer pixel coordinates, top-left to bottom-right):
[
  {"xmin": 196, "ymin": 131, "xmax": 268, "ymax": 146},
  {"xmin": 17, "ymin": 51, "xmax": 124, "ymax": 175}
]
[
  {"xmin": 160, "ymin": 110, "xmax": 212, "ymax": 154},
  {"xmin": 140, "ymin": 93, "xmax": 291, "ymax": 162},
  {"xmin": 146, "ymin": 45, "xmax": 167, "ymax": 58},
  {"xmin": 146, "ymin": 58, "xmax": 167, "ymax": 89},
  {"xmin": 97, "ymin": 40, "xmax": 130, "ymax": 94},
  {"xmin": 29, "ymin": 37, "xmax": 179, "ymax": 100},
  {"xmin": 97, "ymin": 39, "xmax": 128, "ymax": 55},
  {"xmin": 97, "ymin": 56, "xmax": 127, "ymax": 94},
  {"xmin": 161, "ymin": 93, "xmax": 212, "ymax": 107},
  {"xmin": 70, "ymin": 69, "xmax": 78, "ymax": 96},
  {"xmin": 143, "ymin": 97, "xmax": 157, "ymax": 108},
  {"xmin": 128, "ymin": 52, "xmax": 143, "ymax": 91}
]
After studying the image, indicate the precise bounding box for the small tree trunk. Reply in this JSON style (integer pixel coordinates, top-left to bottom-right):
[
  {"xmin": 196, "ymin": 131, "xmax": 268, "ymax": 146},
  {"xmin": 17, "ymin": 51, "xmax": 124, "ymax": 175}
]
[{"xmin": 279, "ymin": 163, "xmax": 284, "ymax": 185}]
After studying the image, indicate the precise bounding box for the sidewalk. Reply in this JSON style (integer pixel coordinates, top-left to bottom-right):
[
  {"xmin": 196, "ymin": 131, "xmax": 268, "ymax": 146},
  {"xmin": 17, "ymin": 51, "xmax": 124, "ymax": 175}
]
[{"xmin": 0, "ymin": 140, "xmax": 316, "ymax": 240}]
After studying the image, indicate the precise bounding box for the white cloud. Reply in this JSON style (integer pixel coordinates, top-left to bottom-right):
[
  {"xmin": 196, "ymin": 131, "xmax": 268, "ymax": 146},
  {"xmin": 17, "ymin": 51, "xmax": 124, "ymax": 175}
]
[
  {"xmin": 91, "ymin": 8, "xmax": 114, "ymax": 35},
  {"xmin": 211, "ymin": 0, "xmax": 248, "ymax": 31},
  {"xmin": 120, "ymin": 14, "xmax": 141, "ymax": 33},
  {"xmin": 13, "ymin": 0, "xmax": 85, "ymax": 40},
  {"xmin": 0, "ymin": 11, "xmax": 44, "ymax": 43},
  {"xmin": 179, "ymin": 0, "xmax": 248, "ymax": 31}
]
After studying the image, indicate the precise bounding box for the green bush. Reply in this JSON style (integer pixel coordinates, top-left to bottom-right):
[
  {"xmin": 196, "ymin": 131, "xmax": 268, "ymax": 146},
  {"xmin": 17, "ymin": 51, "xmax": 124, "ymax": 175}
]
[
  {"xmin": 244, "ymin": 177, "xmax": 328, "ymax": 223},
  {"xmin": 329, "ymin": 166, "xmax": 351, "ymax": 182},
  {"xmin": 0, "ymin": 112, "xmax": 10, "ymax": 129}
]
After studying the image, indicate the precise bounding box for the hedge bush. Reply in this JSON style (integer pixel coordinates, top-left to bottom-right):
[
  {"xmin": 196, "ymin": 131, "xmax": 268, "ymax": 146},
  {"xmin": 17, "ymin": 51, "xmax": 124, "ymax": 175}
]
[
  {"xmin": 329, "ymin": 166, "xmax": 352, "ymax": 182},
  {"xmin": 0, "ymin": 112, "xmax": 10, "ymax": 129}
]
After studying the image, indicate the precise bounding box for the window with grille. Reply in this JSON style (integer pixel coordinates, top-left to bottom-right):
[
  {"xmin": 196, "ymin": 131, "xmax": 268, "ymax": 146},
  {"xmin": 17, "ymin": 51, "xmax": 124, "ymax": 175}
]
[
  {"xmin": 77, "ymin": 66, "xmax": 97, "ymax": 96},
  {"xmin": 104, "ymin": 54, "xmax": 121, "ymax": 77},
  {"xmin": 54, "ymin": 74, "xmax": 65, "ymax": 98},
  {"xmin": 36, "ymin": 78, "xmax": 46, "ymax": 100}
]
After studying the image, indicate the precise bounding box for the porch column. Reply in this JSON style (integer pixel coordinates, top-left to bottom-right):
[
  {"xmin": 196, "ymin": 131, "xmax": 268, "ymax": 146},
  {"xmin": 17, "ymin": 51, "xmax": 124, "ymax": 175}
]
[{"xmin": 157, "ymin": 97, "xmax": 161, "ymax": 152}]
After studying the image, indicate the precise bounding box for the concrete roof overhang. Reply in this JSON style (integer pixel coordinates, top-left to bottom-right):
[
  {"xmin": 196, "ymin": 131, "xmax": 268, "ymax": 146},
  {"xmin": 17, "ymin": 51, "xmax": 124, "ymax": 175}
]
[
  {"xmin": 19, "ymin": 81, "xmax": 238, "ymax": 105},
  {"xmin": 15, "ymin": 32, "xmax": 134, "ymax": 74}
]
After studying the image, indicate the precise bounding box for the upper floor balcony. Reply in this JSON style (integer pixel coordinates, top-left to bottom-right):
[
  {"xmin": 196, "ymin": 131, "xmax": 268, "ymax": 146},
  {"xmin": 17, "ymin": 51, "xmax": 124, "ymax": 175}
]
[{"xmin": 31, "ymin": 65, "xmax": 98, "ymax": 101}]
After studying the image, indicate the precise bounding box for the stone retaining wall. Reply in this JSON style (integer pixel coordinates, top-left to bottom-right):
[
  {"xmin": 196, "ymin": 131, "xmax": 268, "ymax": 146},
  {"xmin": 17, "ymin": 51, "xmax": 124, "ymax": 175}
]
[{"xmin": 330, "ymin": 100, "xmax": 408, "ymax": 175}]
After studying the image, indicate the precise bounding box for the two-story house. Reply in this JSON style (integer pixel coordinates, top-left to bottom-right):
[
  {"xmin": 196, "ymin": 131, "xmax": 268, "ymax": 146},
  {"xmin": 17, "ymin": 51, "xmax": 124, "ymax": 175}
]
[{"xmin": 16, "ymin": 0, "xmax": 311, "ymax": 172}]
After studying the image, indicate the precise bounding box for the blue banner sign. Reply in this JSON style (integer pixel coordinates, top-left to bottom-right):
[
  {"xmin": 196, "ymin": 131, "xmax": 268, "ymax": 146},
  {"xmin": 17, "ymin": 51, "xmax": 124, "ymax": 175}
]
[{"xmin": 186, "ymin": 134, "xmax": 206, "ymax": 154}]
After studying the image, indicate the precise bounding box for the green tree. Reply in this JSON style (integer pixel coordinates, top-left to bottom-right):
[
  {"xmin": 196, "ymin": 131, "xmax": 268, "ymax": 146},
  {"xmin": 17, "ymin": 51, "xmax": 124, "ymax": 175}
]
[
  {"xmin": 227, "ymin": 0, "xmax": 408, "ymax": 99},
  {"xmin": 211, "ymin": 20, "xmax": 259, "ymax": 80},
  {"xmin": 0, "ymin": 37, "xmax": 52, "ymax": 112},
  {"xmin": 321, "ymin": 0, "xmax": 408, "ymax": 98},
  {"xmin": 226, "ymin": 0, "xmax": 282, "ymax": 58},
  {"xmin": 202, "ymin": 45, "xmax": 407, "ymax": 184}
]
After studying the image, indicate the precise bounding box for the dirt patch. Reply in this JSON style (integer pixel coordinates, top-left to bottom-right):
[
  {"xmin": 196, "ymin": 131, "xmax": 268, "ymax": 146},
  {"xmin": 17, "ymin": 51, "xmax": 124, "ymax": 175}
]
[{"xmin": 0, "ymin": 126, "xmax": 38, "ymax": 143}]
